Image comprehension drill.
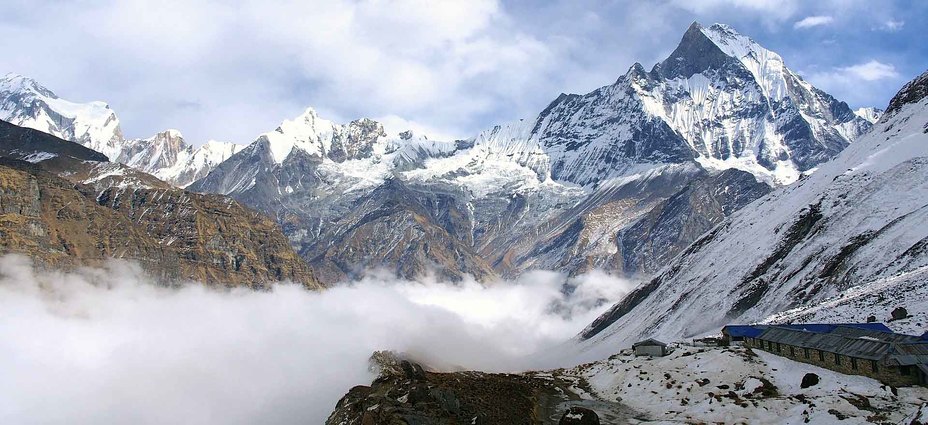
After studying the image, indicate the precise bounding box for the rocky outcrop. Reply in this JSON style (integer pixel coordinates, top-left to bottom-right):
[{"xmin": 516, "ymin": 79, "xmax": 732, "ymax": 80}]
[{"xmin": 326, "ymin": 352, "xmax": 630, "ymax": 425}]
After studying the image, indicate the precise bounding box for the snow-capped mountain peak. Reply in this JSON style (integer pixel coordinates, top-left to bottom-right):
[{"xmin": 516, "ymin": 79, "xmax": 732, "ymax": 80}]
[
  {"xmin": 1, "ymin": 73, "xmax": 123, "ymax": 160},
  {"xmin": 2, "ymin": 73, "xmax": 55, "ymax": 97},
  {"xmin": 119, "ymin": 129, "xmax": 244, "ymax": 187},
  {"xmin": 120, "ymin": 129, "xmax": 189, "ymax": 172},
  {"xmin": 263, "ymin": 107, "xmax": 338, "ymax": 163},
  {"xmin": 259, "ymin": 108, "xmax": 387, "ymax": 164}
]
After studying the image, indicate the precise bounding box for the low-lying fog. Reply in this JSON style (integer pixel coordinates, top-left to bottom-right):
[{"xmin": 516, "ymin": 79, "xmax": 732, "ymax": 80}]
[{"xmin": 0, "ymin": 254, "xmax": 634, "ymax": 424}]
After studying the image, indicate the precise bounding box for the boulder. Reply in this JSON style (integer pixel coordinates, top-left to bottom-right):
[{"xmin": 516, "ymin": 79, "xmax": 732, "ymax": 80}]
[
  {"xmin": 892, "ymin": 307, "xmax": 909, "ymax": 321},
  {"xmin": 800, "ymin": 373, "xmax": 819, "ymax": 389},
  {"xmin": 559, "ymin": 406, "xmax": 600, "ymax": 425}
]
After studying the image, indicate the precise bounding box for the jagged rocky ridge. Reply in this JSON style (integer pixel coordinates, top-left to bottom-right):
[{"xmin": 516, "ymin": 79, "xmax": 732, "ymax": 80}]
[
  {"xmin": 573, "ymin": 69, "xmax": 928, "ymax": 362},
  {"xmin": 190, "ymin": 22, "xmax": 871, "ymax": 284},
  {"xmin": 0, "ymin": 73, "xmax": 243, "ymax": 187},
  {"xmin": 0, "ymin": 120, "xmax": 321, "ymax": 289}
]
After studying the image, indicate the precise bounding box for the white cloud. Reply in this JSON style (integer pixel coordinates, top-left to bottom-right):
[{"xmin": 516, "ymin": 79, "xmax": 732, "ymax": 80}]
[
  {"xmin": 805, "ymin": 60, "xmax": 899, "ymax": 87},
  {"xmin": 840, "ymin": 60, "xmax": 900, "ymax": 81},
  {"xmin": 878, "ymin": 19, "xmax": 905, "ymax": 31},
  {"xmin": 672, "ymin": 0, "xmax": 800, "ymax": 22},
  {"xmin": 0, "ymin": 0, "xmax": 912, "ymax": 146},
  {"xmin": 793, "ymin": 15, "xmax": 834, "ymax": 29},
  {"xmin": 0, "ymin": 254, "xmax": 635, "ymax": 424},
  {"xmin": 803, "ymin": 60, "xmax": 901, "ymax": 108},
  {"xmin": 0, "ymin": 0, "xmax": 555, "ymax": 144}
]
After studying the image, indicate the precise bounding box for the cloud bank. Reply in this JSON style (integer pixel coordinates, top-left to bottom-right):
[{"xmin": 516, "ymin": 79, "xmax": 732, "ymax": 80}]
[{"xmin": 0, "ymin": 255, "xmax": 634, "ymax": 424}]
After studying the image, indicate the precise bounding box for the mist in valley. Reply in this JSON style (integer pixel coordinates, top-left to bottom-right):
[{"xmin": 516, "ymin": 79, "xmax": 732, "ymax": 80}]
[{"xmin": 0, "ymin": 254, "xmax": 635, "ymax": 424}]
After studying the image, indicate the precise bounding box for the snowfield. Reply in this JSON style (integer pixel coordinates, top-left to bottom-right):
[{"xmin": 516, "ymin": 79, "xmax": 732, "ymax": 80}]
[
  {"xmin": 560, "ymin": 346, "xmax": 928, "ymax": 424},
  {"xmin": 761, "ymin": 266, "xmax": 928, "ymax": 336}
]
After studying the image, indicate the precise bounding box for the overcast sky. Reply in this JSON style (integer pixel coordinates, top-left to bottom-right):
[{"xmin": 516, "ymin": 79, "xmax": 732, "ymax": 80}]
[{"xmin": 1, "ymin": 0, "xmax": 924, "ymax": 145}]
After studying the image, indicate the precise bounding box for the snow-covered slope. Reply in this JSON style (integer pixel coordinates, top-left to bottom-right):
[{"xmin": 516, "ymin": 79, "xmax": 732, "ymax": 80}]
[
  {"xmin": 564, "ymin": 345, "xmax": 928, "ymax": 424},
  {"xmin": 575, "ymin": 70, "xmax": 928, "ymax": 361},
  {"xmin": 0, "ymin": 73, "xmax": 242, "ymax": 187},
  {"xmin": 760, "ymin": 266, "xmax": 928, "ymax": 336}
]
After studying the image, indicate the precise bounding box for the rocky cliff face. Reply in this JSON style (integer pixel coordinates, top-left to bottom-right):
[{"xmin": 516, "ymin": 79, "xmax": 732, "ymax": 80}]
[
  {"xmin": 0, "ymin": 120, "xmax": 321, "ymax": 289},
  {"xmin": 574, "ymin": 69, "xmax": 928, "ymax": 359}
]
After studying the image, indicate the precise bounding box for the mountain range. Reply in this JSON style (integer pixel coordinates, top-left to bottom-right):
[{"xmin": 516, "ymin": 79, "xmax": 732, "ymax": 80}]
[
  {"xmin": 188, "ymin": 22, "xmax": 873, "ymax": 284},
  {"xmin": 3, "ymin": 19, "xmax": 927, "ymax": 422},
  {"xmin": 0, "ymin": 23, "xmax": 881, "ymax": 286}
]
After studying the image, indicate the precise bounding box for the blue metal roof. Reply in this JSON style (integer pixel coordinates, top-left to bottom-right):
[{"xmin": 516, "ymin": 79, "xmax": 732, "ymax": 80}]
[
  {"xmin": 776, "ymin": 323, "xmax": 893, "ymax": 334},
  {"xmin": 722, "ymin": 325, "xmax": 767, "ymax": 338},
  {"xmin": 921, "ymin": 331, "xmax": 928, "ymax": 341},
  {"xmin": 722, "ymin": 323, "xmax": 894, "ymax": 338}
]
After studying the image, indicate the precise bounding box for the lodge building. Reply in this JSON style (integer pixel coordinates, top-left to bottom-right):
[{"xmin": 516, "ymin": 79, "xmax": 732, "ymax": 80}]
[{"xmin": 725, "ymin": 323, "xmax": 928, "ymax": 387}]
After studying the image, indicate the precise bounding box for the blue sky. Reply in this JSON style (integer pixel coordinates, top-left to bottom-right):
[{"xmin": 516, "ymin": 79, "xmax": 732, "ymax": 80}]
[{"xmin": 1, "ymin": 0, "xmax": 924, "ymax": 145}]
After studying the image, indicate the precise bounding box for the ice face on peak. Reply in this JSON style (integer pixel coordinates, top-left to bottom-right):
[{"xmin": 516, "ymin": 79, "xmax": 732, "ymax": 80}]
[
  {"xmin": 699, "ymin": 23, "xmax": 763, "ymax": 56},
  {"xmin": 162, "ymin": 139, "xmax": 244, "ymax": 188},
  {"xmin": 1, "ymin": 73, "xmax": 55, "ymax": 98},
  {"xmin": 854, "ymin": 107, "xmax": 883, "ymax": 124}
]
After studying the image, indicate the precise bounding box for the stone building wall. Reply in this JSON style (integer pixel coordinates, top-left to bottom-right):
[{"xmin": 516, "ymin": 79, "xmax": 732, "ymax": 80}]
[{"xmin": 746, "ymin": 338, "xmax": 921, "ymax": 387}]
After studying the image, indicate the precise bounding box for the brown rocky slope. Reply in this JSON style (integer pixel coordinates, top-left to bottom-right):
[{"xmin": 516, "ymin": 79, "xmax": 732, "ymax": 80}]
[{"xmin": 0, "ymin": 121, "xmax": 322, "ymax": 289}]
